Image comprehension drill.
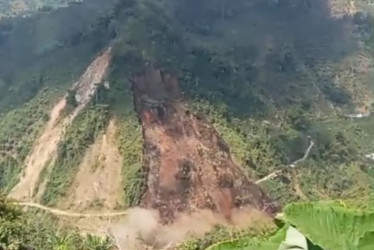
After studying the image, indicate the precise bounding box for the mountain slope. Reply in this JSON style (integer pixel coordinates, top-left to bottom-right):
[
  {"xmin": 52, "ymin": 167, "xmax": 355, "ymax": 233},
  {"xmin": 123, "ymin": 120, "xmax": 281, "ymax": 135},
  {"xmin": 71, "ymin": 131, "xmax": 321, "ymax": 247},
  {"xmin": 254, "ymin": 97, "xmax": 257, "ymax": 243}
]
[
  {"xmin": 9, "ymin": 48, "xmax": 111, "ymax": 202},
  {"xmin": 1, "ymin": 0, "xmax": 374, "ymax": 248},
  {"xmin": 9, "ymin": 98, "xmax": 67, "ymax": 201},
  {"xmin": 60, "ymin": 118, "xmax": 124, "ymax": 211}
]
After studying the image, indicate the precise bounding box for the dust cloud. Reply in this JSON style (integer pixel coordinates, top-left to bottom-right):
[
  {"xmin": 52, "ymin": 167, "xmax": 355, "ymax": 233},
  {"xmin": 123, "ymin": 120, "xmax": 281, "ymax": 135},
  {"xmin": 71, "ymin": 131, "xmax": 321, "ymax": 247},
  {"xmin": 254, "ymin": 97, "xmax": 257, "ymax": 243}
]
[{"xmin": 110, "ymin": 207, "xmax": 273, "ymax": 249}]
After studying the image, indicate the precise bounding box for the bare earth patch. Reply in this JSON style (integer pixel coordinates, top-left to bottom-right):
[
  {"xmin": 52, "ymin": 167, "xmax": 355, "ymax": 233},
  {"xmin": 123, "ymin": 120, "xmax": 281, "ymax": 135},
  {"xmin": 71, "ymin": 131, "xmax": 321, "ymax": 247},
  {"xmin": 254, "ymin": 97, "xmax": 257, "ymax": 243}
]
[
  {"xmin": 133, "ymin": 67, "xmax": 278, "ymax": 224},
  {"xmin": 9, "ymin": 98, "xmax": 67, "ymax": 201},
  {"xmin": 60, "ymin": 119, "xmax": 124, "ymax": 211},
  {"xmin": 9, "ymin": 48, "xmax": 112, "ymax": 202}
]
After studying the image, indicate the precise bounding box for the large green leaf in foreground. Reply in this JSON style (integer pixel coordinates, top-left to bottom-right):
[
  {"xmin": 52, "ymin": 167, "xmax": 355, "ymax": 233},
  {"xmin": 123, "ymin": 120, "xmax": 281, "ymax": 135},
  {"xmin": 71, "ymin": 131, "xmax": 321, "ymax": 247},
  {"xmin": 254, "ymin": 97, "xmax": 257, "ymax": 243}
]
[
  {"xmin": 281, "ymin": 202, "xmax": 374, "ymax": 250},
  {"xmin": 204, "ymin": 201, "xmax": 374, "ymax": 250},
  {"xmin": 357, "ymin": 231, "xmax": 374, "ymax": 250}
]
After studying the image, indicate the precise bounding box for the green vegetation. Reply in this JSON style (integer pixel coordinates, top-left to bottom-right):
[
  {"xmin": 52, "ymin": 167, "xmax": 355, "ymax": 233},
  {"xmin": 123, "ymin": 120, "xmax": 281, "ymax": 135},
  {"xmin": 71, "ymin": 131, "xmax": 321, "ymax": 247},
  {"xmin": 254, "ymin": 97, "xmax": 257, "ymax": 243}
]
[
  {"xmin": 1, "ymin": 0, "xmax": 374, "ymax": 249},
  {"xmin": 202, "ymin": 228, "xmax": 288, "ymax": 250},
  {"xmin": 0, "ymin": 194, "xmax": 113, "ymax": 249},
  {"xmin": 186, "ymin": 98, "xmax": 374, "ymax": 205},
  {"xmin": 117, "ymin": 116, "xmax": 145, "ymax": 207},
  {"xmin": 187, "ymin": 100, "xmax": 279, "ymax": 179},
  {"xmin": 113, "ymin": 0, "xmax": 357, "ymax": 114},
  {"xmin": 0, "ymin": 0, "xmax": 371, "ymax": 208},
  {"xmin": 0, "ymin": 0, "xmax": 117, "ymax": 113},
  {"xmin": 280, "ymin": 202, "xmax": 374, "ymax": 250},
  {"xmin": 100, "ymin": 46, "xmax": 147, "ymax": 207},
  {"xmin": 0, "ymin": 90, "xmax": 50, "ymax": 192},
  {"xmin": 44, "ymin": 232, "xmax": 113, "ymax": 250},
  {"xmin": 109, "ymin": 0, "xmax": 374, "ymax": 206},
  {"xmin": 0, "ymin": 0, "xmax": 119, "ymax": 193},
  {"xmin": 0, "ymin": 195, "xmax": 52, "ymax": 249},
  {"xmin": 82, "ymin": 234, "xmax": 113, "ymax": 250},
  {"xmin": 179, "ymin": 224, "xmax": 277, "ymax": 250},
  {"xmin": 106, "ymin": 67, "xmax": 145, "ymax": 207},
  {"xmin": 41, "ymin": 105, "xmax": 109, "ymax": 206},
  {"xmin": 182, "ymin": 201, "xmax": 374, "ymax": 250}
]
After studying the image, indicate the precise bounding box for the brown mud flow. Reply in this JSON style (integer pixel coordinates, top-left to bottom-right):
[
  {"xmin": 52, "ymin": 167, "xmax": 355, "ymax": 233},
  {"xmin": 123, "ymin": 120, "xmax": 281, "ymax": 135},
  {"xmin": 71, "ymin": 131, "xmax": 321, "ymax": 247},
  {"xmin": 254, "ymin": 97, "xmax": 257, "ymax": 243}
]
[{"xmin": 132, "ymin": 67, "xmax": 278, "ymax": 224}]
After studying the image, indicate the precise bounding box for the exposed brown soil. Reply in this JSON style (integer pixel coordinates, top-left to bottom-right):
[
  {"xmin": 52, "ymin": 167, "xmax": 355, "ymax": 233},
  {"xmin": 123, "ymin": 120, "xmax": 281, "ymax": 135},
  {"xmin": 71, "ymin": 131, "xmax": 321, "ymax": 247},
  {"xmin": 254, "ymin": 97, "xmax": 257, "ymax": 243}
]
[
  {"xmin": 132, "ymin": 67, "xmax": 278, "ymax": 224},
  {"xmin": 60, "ymin": 119, "xmax": 124, "ymax": 211},
  {"xmin": 9, "ymin": 98, "xmax": 67, "ymax": 201},
  {"xmin": 72, "ymin": 48, "xmax": 112, "ymax": 118},
  {"xmin": 9, "ymin": 48, "xmax": 112, "ymax": 202}
]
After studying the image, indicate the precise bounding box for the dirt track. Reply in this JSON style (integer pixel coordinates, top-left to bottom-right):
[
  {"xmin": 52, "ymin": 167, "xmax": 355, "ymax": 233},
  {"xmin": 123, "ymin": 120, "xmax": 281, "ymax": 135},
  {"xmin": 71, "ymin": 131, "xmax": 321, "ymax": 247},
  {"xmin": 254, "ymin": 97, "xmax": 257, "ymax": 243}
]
[
  {"xmin": 256, "ymin": 140, "xmax": 315, "ymax": 184},
  {"xmin": 15, "ymin": 202, "xmax": 127, "ymax": 218}
]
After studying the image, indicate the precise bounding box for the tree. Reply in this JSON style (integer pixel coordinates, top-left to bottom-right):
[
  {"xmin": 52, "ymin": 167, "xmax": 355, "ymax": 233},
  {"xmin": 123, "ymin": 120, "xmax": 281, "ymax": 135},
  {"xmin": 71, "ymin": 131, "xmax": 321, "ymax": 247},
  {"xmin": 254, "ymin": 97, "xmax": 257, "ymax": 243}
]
[{"xmin": 66, "ymin": 89, "xmax": 78, "ymax": 108}]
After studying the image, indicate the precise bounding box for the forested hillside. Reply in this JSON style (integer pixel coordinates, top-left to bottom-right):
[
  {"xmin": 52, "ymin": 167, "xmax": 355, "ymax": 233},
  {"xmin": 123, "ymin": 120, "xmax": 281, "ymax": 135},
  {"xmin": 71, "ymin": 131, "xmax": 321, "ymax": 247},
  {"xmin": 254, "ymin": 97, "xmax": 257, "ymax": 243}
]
[
  {"xmin": 0, "ymin": 0, "xmax": 374, "ymax": 249},
  {"xmin": 110, "ymin": 0, "xmax": 374, "ymax": 206}
]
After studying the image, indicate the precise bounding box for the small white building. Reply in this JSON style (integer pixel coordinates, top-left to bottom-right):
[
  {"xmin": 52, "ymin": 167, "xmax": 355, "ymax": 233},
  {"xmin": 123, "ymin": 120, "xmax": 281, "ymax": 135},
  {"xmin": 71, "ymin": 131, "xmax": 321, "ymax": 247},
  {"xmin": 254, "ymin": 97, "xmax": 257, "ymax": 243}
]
[
  {"xmin": 344, "ymin": 113, "xmax": 370, "ymax": 119},
  {"xmin": 365, "ymin": 153, "xmax": 374, "ymax": 160}
]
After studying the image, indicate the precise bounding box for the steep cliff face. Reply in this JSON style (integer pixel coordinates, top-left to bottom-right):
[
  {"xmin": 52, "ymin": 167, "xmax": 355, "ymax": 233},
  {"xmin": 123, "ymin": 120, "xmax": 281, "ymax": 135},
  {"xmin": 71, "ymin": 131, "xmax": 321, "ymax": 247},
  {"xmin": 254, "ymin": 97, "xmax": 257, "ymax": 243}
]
[{"xmin": 133, "ymin": 67, "xmax": 278, "ymax": 223}]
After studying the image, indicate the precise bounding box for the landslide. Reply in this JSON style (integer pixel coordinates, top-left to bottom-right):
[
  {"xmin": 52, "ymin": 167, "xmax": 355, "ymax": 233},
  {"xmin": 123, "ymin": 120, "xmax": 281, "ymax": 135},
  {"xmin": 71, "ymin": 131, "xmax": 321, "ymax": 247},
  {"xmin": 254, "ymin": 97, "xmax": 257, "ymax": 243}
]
[
  {"xmin": 9, "ymin": 48, "xmax": 112, "ymax": 202},
  {"xmin": 133, "ymin": 67, "xmax": 278, "ymax": 224},
  {"xmin": 60, "ymin": 119, "xmax": 124, "ymax": 211},
  {"xmin": 9, "ymin": 98, "xmax": 67, "ymax": 201}
]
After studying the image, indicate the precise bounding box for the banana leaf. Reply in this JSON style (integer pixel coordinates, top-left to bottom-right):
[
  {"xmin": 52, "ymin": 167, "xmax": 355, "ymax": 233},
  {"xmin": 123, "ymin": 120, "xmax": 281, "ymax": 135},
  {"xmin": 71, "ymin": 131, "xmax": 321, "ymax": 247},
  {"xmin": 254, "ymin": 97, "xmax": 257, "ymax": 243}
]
[{"xmin": 281, "ymin": 202, "xmax": 374, "ymax": 250}]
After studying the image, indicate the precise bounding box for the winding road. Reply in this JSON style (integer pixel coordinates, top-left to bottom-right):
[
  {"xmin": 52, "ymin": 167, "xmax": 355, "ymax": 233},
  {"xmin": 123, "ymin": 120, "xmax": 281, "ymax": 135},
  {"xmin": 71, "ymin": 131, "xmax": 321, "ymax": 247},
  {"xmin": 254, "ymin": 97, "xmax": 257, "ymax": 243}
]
[{"xmin": 256, "ymin": 140, "xmax": 315, "ymax": 184}]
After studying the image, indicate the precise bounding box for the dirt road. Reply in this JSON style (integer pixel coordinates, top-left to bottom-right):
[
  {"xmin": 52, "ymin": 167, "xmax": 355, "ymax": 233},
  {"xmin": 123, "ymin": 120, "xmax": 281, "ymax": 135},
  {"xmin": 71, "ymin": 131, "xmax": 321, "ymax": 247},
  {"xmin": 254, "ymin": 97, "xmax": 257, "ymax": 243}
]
[
  {"xmin": 256, "ymin": 140, "xmax": 315, "ymax": 184},
  {"xmin": 14, "ymin": 202, "xmax": 127, "ymax": 218}
]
